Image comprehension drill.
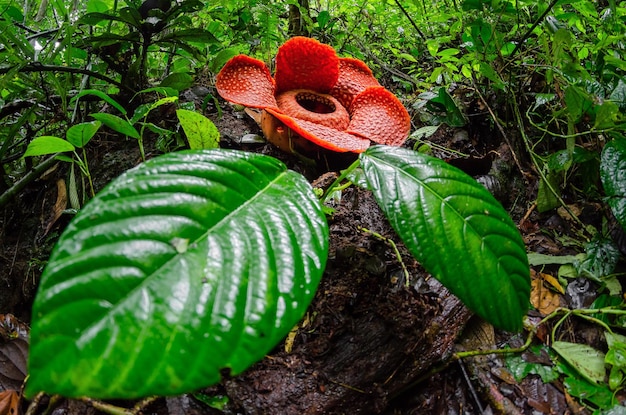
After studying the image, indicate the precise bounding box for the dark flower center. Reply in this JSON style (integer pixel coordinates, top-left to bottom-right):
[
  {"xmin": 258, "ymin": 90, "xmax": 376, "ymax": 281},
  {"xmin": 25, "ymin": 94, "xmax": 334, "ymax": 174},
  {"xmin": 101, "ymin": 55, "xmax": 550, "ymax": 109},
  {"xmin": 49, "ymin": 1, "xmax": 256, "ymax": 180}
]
[
  {"xmin": 295, "ymin": 92, "xmax": 336, "ymax": 114},
  {"xmin": 275, "ymin": 89, "xmax": 350, "ymax": 130}
]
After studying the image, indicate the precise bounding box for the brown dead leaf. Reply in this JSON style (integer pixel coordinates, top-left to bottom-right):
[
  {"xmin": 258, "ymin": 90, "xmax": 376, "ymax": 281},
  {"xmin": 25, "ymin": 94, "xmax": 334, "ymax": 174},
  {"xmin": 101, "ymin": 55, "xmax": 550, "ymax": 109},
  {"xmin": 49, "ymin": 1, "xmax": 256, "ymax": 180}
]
[
  {"xmin": 0, "ymin": 390, "xmax": 20, "ymax": 415},
  {"xmin": 244, "ymin": 107, "xmax": 262, "ymax": 124},
  {"xmin": 0, "ymin": 315, "xmax": 29, "ymax": 392},
  {"xmin": 530, "ymin": 271, "xmax": 564, "ymax": 315},
  {"xmin": 44, "ymin": 179, "xmax": 67, "ymax": 235},
  {"xmin": 539, "ymin": 272, "xmax": 565, "ymax": 294},
  {"xmin": 557, "ymin": 204, "xmax": 582, "ymax": 222}
]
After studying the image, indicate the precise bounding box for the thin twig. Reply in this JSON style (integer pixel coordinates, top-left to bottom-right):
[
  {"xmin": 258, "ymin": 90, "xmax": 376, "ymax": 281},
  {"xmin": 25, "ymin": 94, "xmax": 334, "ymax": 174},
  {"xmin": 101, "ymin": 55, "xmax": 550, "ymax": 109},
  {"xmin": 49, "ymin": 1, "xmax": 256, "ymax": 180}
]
[
  {"xmin": 510, "ymin": 91, "xmax": 589, "ymax": 232},
  {"xmin": 0, "ymin": 63, "xmax": 134, "ymax": 93},
  {"xmin": 393, "ymin": 0, "xmax": 426, "ymax": 40},
  {"xmin": 358, "ymin": 226, "xmax": 411, "ymax": 287},
  {"xmin": 458, "ymin": 360, "xmax": 484, "ymax": 413},
  {"xmin": 510, "ymin": 0, "xmax": 560, "ymax": 58},
  {"xmin": 470, "ymin": 78, "xmax": 528, "ymax": 177},
  {"xmin": 131, "ymin": 396, "xmax": 159, "ymax": 413},
  {"xmin": 82, "ymin": 398, "xmax": 133, "ymax": 415},
  {"xmin": 24, "ymin": 392, "xmax": 45, "ymax": 415},
  {"xmin": 0, "ymin": 154, "xmax": 60, "ymax": 209}
]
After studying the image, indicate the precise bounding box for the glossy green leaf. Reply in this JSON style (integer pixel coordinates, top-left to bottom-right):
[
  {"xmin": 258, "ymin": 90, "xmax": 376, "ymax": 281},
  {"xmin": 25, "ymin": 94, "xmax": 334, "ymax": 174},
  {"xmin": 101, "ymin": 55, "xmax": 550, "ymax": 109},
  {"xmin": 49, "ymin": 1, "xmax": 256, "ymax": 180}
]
[
  {"xmin": 595, "ymin": 101, "xmax": 619, "ymax": 129},
  {"xmin": 577, "ymin": 237, "xmax": 620, "ymax": 280},
  {"xmin": 137, "ymin": 86, "xmax": 179, "ymax": 97},
  {"xmin": 160, "ymin": 29, "xmax": 219, "ymax": 44},
  {"xmin": 209, "ymin": 47, "xmax": 241, "ymax": 73},
  {"xmin": 360, "ymin": 146, "xmax": 529, "ymax": 332},
  {"xmin": 601, "ymin": 138, "xmax": 626, "ymax": 231},
  {"xmin": 176, "ymin": 109, "xmax": 220, "ymax": 149},
  {"xmin": 27, "ymin": 149, "xmax": 329, "ymax": 399},
  {"xmin": 118, "ymin": 7, "xmax": 142, "ymax": 29},
  {"xmin": 66, "ymin": 121, "xmax": 101, "ymax": 148},
  {"xmin": 610, "ymin": 79, "xmax": 626, "ymax": 110},
  {"xmin": 70, "ymin": 89, "xmax": 127, "ymax": 115},
  {"xmin": 86, "ymin": 0, "xmax": 110, "ymax": 14},
  {"xmin": 160, "ymin": 72, "xmax": 193, "ymax": 92},
  {"xmin": 77, "ymin": 11, "xmax": 126, "ymax": 26},
  {"xmin": 560, "ymin": 365, "xmax": 614, "ymax": 409},
  {"xmin": 23, "ymin": 136, "xmax": 75, "ymax": 157},
  {"xmin": 424, "ymin": 87, "xmax": 466, "ymax": 127},
  {"xmin": 536, "ymin": 171, "xmax": 561, "ymax": 212},
  {"xmin": 91, "ymin": 113, "xmax": 140, "ymax": 139},
  {"xmin": 505, "ymin": 347, "xmax": 559, "ymax": 383},
  {"xmin": 564, "ymin": 85, "xmax": 593, "ymax": 123},
  {"xmin": 317, "ymin": 10, "xmax": 331, "ymax": 28}
]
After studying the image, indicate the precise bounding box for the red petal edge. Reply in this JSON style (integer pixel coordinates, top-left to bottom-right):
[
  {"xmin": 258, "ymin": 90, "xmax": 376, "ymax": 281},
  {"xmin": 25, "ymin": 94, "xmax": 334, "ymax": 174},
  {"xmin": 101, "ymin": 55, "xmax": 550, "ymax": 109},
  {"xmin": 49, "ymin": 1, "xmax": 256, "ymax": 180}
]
[
  {"xmin": 274, "ymin": 37, "xmax": 339, "ymax": 95},
  {"xmin": 330, "ymin": 57, "xmax": 380, "ymax": 109},
  {"xmin": 347, "ymin": 87, "xmax": 411, "ymax": 146},
  {"xmin": 266, "ymin": 108, "xmax": 370, "ymax": 153},
  {"xmin": 215, "ymin": 55, "xmax": 278, "ymax": 109}
]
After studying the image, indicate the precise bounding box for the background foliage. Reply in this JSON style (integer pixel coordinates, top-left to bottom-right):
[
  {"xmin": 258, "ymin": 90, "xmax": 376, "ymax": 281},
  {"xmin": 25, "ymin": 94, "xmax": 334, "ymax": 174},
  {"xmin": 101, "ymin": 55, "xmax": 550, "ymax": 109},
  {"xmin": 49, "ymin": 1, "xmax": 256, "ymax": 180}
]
[{"xmin": 2, "ymin": 0, "xmax": 626, "ymax": 412}]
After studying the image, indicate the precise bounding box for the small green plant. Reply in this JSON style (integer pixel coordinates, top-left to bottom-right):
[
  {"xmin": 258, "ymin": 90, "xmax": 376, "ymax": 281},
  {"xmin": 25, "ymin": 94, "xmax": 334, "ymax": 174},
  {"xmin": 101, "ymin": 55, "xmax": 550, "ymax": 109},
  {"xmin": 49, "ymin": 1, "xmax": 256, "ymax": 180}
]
[
  {"xmin": 504, "ymin": 305, "xmax": 626, "ymax": 412},
  {"xmin": 23, "ymin": 120, "xmax": 102, "ymax": 199},
  {"xmin": 25, "ymin": 145, "xmax": 530, "ymax": 399},
  {"xmin": 176, "ymin": 108, "xmax": 220, "ymax": 150}
]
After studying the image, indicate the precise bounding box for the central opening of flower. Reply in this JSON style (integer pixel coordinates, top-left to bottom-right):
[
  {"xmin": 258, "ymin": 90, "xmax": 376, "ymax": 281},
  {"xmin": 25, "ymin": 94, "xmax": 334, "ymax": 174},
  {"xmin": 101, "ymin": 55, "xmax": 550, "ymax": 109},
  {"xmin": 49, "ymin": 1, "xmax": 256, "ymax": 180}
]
[
  {"xmin": 295, "ymin": 92, "xmax": 336, "ymax": 114},
  {"xmin": 275, "ymin": 89, "xmax": 350, "ymax": 130}
]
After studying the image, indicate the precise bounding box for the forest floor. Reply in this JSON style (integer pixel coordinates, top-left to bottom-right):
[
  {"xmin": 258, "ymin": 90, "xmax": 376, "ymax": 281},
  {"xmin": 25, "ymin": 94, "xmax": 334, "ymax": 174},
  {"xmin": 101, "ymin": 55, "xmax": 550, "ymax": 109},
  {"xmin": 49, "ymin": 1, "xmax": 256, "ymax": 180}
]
[{"xmin": 1, "ymin": 85, "xmax": 624, "ymax": 414}]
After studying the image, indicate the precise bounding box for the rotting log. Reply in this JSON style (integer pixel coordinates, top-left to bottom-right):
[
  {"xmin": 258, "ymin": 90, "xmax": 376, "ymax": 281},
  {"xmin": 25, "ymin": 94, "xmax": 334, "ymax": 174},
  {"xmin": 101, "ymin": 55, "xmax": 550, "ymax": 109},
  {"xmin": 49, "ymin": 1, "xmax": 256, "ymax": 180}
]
[{"xmin": 217, "ymin": 187, "xmax": 472, "ymax": 414}]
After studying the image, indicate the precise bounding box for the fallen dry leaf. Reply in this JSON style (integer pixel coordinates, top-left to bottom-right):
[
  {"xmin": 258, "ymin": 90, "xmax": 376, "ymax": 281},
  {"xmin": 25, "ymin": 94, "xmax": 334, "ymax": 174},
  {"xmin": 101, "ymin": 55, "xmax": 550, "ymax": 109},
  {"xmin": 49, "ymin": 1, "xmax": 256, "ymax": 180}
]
[
  {"xmin": 530, "ymin": 271, "xmax": 564, "ymax": 315},
  {"xmin": 0, "ymin": 389, "xmax": 20, "ymax": 415},
  {"xmin": 538, "ymin": 271, "xmax": 565, "ymax": 294},
  {"xmin": 557, "ymin": 204, "xmax": 582, "ymax": 222},
  {"xmin": 44, "ymin": 179, "xmax": 68, "ymax": 235},
  {"xmin": 244, "ymin": 107, "xmax": 262, "ymax": 124},
  {"xmin": 0, "ymin": 314, "xmax": 29, "ymax": 392}
]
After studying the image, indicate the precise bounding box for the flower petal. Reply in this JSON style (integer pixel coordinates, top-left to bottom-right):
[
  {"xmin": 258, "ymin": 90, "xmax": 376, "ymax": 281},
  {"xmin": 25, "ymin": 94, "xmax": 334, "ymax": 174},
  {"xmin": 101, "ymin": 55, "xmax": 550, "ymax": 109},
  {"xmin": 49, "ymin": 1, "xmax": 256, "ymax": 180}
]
[
  {"xmin": 274, "ymin": 37, "xmax": 339, "ymax": 94},
  {"xmin": 265, "ymin": 108, "xmax": 370, "ymax": 153},
  {"xmin": 216, "ymin": 55, "xmax": 278, "ymax": 109},
  {"xmin": 330, "ymin": 57, "xmax": 380, "ymax": 109},
  {"xmin": 347, "ymin": 87, "xmax": 411, "ymax": 146}
]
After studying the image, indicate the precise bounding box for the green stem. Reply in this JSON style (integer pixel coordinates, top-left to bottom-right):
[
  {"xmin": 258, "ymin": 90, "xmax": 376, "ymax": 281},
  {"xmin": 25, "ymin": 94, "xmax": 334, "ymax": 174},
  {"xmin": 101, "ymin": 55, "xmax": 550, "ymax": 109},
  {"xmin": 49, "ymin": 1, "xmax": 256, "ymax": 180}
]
[
  {"xmin": 510, "ymin": 92, "xmax": 588, "ymax": 232},
  {"xmin": 525, "ymin": 106, "xmax": 616, "ymax": 139},
  {"xmin": 81, "ymin": 398, "xmax": 133, "ymax": 415},
  {"xmin": 544, "ymin": 307, "xmax": 620, "ymax": 343},
  {"xmin": 358, "ymin": 226, "xmax": 411, "ymax": 287},
  {"xmin": 74, "ymin": 150, "xmax": 95, "ymax": 197},
  {"xmin": 320, "ymin": 158, "xmax": 361, "ymax": 203},
  {"xmin": 138, "ymin": 122, "xmax": 149, "ymax": 162}
]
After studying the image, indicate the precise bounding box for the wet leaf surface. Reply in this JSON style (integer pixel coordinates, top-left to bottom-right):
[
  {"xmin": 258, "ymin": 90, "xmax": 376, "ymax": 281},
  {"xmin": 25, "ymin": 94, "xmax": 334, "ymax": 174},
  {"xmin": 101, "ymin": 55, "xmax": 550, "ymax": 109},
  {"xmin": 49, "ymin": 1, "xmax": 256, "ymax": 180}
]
[
  {"xmin": 360, "ymin": 146, "xmax": 530, "ymax": 332},
  {"xmin": 27, "ymin": 150, "xmax": 329, "ymax": 399}
]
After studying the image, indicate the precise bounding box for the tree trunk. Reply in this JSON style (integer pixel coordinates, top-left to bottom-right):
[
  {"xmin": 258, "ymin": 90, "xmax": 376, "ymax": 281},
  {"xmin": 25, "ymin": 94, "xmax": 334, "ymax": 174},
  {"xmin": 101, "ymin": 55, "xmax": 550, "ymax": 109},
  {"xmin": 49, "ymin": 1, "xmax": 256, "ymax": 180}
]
[{"xmin": 288, "ymin": 0, "xmax": 311, "ymax": 37}]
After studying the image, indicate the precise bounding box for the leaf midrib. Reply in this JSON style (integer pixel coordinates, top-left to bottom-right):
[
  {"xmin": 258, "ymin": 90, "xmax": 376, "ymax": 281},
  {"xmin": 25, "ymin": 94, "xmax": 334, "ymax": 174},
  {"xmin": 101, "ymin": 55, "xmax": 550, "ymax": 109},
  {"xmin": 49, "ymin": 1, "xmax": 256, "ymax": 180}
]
[
  {"xmin": 67, "ymin": 167, "xmax": 292, "ymax": 384},
  {"xmin": 367, "ymin": 154, "xmax": 502, "ymax": 254}
]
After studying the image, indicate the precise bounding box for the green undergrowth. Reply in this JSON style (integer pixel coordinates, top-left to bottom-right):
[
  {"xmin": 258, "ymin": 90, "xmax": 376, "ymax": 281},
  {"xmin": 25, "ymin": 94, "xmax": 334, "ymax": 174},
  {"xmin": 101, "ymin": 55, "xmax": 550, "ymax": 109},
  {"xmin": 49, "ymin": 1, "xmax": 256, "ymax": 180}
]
[{"xmin": 1, "ymin": 0, "xmax": 626, "ymax": 412}]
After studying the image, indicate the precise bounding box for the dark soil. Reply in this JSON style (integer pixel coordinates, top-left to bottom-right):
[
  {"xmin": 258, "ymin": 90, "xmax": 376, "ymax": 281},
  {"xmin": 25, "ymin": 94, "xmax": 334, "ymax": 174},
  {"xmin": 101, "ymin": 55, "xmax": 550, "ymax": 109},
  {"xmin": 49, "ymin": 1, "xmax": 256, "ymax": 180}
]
[{"xmin": 1, "ymin": 90, "xmax": 623, "ymax": 414}]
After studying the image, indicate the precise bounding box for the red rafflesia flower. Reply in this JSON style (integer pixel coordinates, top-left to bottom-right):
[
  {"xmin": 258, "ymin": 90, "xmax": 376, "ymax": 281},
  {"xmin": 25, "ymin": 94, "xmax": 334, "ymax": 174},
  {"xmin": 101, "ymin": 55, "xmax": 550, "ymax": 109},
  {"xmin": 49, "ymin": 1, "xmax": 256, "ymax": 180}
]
[{"xmin": 215, "ymin": 37, "xmax": 411, "ymax": 153}]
